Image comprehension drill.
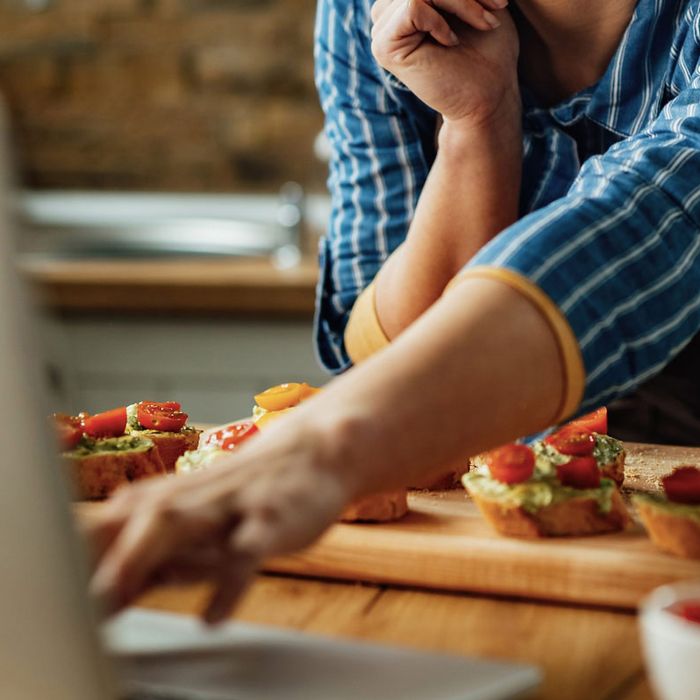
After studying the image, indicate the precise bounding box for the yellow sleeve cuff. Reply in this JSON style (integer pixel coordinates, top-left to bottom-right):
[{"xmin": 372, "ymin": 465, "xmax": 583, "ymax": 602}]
[
  {"xmin": 344, "ymin": 281, "xmax": 391, "ymax": 365},
  {"xmin": 445, "ymin": 266, "xmax": 586, "ymax": 423}
]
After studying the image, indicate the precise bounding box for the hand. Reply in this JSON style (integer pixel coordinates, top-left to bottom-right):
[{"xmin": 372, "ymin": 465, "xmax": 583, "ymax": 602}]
[
  {"xmin": 84, "ymin": 422, "xmax": 354, "ymax": 624},
  {"xmin": 371, "ymin": 0, "xmax": 520, "ymax": 127}
]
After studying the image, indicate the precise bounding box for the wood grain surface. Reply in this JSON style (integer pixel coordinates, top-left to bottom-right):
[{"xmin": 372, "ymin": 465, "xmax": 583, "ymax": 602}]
[
  {"xmin": 265, "ymin": 443, "xmax": 700, "ymax": 609},
  {"xmin": 135, "ymin": 575, "xmax": 654, "ymax": 700}
]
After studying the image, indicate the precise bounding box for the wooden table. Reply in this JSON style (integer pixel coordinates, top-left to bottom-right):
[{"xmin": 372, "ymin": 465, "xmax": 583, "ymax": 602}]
[{"xmin": 136, "ymin": 574, "xmax": 654, "ymax": 700}]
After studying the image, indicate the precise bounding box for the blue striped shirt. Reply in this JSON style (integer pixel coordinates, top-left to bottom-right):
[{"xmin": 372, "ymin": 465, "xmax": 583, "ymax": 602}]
[{"xmin": 314, "ymin": 0, "xmax": 700, "ymax": 413}]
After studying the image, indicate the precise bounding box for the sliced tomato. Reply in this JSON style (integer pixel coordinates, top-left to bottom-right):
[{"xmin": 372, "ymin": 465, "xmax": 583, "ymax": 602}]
[
  {"xmin": 53, "ymin": 413, "xmax": 83, "ymax": 450},
  {"xmin": 669, "ymin": 600, "xmax": 700, "ymax": 624},
  {"xmin": 254, "ymin": 383, "xmax": 304, "ymax": 412},
  {"xmin": 204, "ymin": 419, "xmax": 259, "ymax": 450},
  {"xmin": 556, "ymin": 456, "xmax": 601, "ymax": 489},
  {"xmin": 82, "ymin": 407, "xmax": 127, "ymax": 438},
  {"xmin": 137, "ymin": 401, "xmax": 188, "ymax": 432},
  {"xmin": 299, "ymin": 383, "xmax": 321, "ymax": 400},
  {"xmin": 545, "ymin": 427, "xmax": 596, "ymax": 456},
  {"xmin": 485, "ymin": 444, "xmax": 535, "ymax": 485},
  {"xmin": 567, "ymin": 407, "xmax": 608, "ymax": 435},
  {"xmin": 221, "ymin": 421, "xmax": 259, "ymax": 450},
  {"xmin": 662, "ymin": 466, "xmax": 700, "ymax": 504}
]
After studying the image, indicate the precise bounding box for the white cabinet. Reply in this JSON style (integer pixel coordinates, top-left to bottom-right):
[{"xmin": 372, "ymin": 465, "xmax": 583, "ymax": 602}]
[{"xmin": 41, "ymin": 314, "xmax": 329, "ymax": 423}]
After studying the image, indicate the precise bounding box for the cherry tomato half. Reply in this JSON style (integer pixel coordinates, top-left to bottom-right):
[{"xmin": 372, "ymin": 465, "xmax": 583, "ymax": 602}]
[
  {"xmin": 137, "ymin": 401, "xmax": 188, "ymax": 432},
  {"xmin": 566, "ymin": 407, "xmax": 608, "ymax": 435},
  {"xmin": 204, "ymin": 419, "xmax": 259, "ymax": 450},
  {"xmin": 254, "ymin": 383, "xmax": 304, "ymax": 412},
  {"xmin": 485, "ymin": 444, "xmax": 535, "ymax": 485},
  {"xmin": 157, "ymin": 401, "xmax": 181, "ymax": 411},
  {"xmin": 556, "ymin": 456, "xmax": 601, "ymax": 489},
  {"xmin": 662, "ymin": 466, "xmax": 700, "ymax": 504},
  {"xmin": 53, "ymin": 413, "xmax": 83, "ymax": 451},
  {"xmin": 82, "ymin": 407, "xmax": 127, "ymax": 438},
  {"xmin": 299, "ymin": 383, "xmax": 321, "ymax": 400},
  {"xmin": 221, "ymin": 421, "xmax": 259, "ymax": 450},
  {"xmin": 545, "ymin": 427, "xmax": 596, "ymax": 456}
]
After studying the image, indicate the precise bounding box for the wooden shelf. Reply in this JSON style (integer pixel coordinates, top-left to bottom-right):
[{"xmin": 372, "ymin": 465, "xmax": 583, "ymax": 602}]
[{"xmin": 20, "ymin": 257, "xmax": 319, "ymax": 316}]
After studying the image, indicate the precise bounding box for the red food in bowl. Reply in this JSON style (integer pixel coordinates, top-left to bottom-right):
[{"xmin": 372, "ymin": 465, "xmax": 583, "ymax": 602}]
[{"xmin": 668, "ymin": 600, "xmax": 700, "ymax": 625}]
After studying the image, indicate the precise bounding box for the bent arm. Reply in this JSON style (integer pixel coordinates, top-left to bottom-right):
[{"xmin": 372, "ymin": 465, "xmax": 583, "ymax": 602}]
[
  {"xmin": 375, "ymin": 113, "xmax": 522, "ymax": 340},
  {"xmin": 88, "ymin": 269, "xmax": 567, "ymax": 618},
  {"xmin": 314, "ymin": 0, "xmax": 435, "ymax": 372}
]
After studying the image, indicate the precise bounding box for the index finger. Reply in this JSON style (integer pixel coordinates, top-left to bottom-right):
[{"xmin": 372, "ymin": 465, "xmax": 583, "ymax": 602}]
[{"xmin": 91, "ymin": 497, "xmax": 234, "ymax": 615}]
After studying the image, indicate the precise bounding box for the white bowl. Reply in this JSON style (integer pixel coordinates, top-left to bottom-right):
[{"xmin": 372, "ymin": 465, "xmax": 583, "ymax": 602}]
[{"xmin": 640, "ymin": 581, "xmax": 700, "ymax": 700}]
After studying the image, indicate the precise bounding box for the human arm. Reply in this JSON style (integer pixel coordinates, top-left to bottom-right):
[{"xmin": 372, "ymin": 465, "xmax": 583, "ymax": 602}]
[
  {"xmin": 313, "ymin": 0, "xmax": 436, "ymax": 371},
  {"xmin": 376, "ymin": 114, "xmax": 523, "ymax": 338},
  {"xmin": 347, "ymin": 3, "xmax": 523, "ymax": 344},
  {"xmin": 87, "ymin": 271, "xmax": 567, "ymax": 622},
  {"xmin": 314, "ymin": 0, "xmax": 519, "ymax": 368},
  {"xmin": 463, "ymin": 68, "xmax": 700, "ymax": 412}
]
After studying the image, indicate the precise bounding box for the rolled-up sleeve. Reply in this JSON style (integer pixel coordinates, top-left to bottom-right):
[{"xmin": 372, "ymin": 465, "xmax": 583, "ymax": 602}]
[
  {"xmin": 460, "ymin": 74, "xmax": 700, "ymax": 417},
  {"xmin": 313, "ymin": 0, "xmax": 434, "ymax": 372}
]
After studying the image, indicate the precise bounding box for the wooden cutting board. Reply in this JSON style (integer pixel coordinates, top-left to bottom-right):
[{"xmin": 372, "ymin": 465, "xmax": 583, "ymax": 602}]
[{"xmin": 265, "ymin": 443, "xmax": 700, "ymax": 610}]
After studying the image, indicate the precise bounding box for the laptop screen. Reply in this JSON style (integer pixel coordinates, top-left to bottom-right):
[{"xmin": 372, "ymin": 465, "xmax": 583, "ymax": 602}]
[{"xmin": 0, "ymin": 100, "xmax": 116, "ymax": 700}]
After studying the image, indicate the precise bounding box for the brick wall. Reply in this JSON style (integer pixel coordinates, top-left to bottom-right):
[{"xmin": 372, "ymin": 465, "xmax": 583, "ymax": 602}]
[{"xmin": 0, "ymin": 0, "xmax": 326, "ymax": 192}]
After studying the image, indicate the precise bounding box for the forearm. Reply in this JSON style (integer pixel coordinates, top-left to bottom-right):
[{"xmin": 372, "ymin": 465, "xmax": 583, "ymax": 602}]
[
  {"xmin": 375, "ymin": 112, "xmax": 522, "ymax": 339},
  {"xmin": 277, "ymin": 272, "xmax": 567, "ymax": 497}
]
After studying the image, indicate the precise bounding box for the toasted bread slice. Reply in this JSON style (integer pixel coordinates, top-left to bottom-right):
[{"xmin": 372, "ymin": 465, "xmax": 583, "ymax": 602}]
[
  {"xmin": 340, "ymin": 489, "xmax": 408, "ymax": 522},
  {"xmin": 635, "ymin": 496, "xmax": 700, "ymax": 559},
  {"xmin": 469, "ymin": 489, "xmax": 630, "ymax": 538},
  {"xmin": 132, "ymin": 429, "xmax": 201, "ymax": 473},
  {"xmin": 64, "ymin": 441, "xmax": 166, "ymax": 500}
]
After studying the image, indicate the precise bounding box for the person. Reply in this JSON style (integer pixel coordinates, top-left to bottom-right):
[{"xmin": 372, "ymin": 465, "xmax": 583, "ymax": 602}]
[{"xmin": 86, "ymin": 0, "xmax": 700, "ymax": 623}]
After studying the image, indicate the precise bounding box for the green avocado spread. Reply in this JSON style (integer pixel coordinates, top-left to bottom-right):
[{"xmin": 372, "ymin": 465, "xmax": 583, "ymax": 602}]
[
  {"xmin": 592, "ymin": 434, "xmax": 623, "ymax": 466},
  {"xmin": 633, "ymin": 493, "xmax": 700, "ymax": 523},
  {"xmin": 465, "ymin": 431, "xmax": 623, "ymax": 515},
  {"xmin": 65, "ymin": 434, "xmax": 153, "ymax": 458},
  {"xmin": 532, "ymin": 433, "xmax": 622, "ymax": 473},
  {"xmin": 463, "ymin": 469, "xmax": 616, "ymax": 514}
]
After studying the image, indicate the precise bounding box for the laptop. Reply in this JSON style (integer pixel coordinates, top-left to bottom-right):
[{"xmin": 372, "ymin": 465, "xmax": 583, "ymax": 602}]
[{"xmin": 0, "ymin": 103, "xmax": 542, "ymax": 700}]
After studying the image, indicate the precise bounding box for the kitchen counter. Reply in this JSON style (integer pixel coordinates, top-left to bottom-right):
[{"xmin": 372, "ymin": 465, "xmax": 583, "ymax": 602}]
[
  {"xmin": 20, "ymin": 256, "xmax": 319, "ymax": 316},
  {"xmin": 137, "ymin": 575, "xmax": 653, "ymax": 700}
]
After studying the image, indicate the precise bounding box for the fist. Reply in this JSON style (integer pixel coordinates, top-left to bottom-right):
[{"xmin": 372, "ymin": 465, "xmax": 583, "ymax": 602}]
[{"xmin": 371, "ymin": 0, "xmax": 520, "ymax": 127}]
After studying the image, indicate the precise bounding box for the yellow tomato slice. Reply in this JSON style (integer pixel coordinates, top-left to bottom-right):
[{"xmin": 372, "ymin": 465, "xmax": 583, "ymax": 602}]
[
  {"xmin": 254, "ymin": 383, "xmax": 303, "ymax": 411},
  {"xmin": 299, "ymin": 383, "xmax": 321, "ymax": 400},
  {"xmin": 254, "ymin": 407, "xmax": 296, "ymax": 429}
]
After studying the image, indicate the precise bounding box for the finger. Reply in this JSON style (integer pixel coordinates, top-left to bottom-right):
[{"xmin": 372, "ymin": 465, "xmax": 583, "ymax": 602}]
[
  {"xmin": 200, "ymin": 513, "xmax": 276, "ymax": 625},
  {"xmin": 152, "ymin": 549, "xmax": 230, "ymax": 586},
  {"xmin": 393, "ymin": 0, "xmax": 460, "ymax": 48},
  {"xmin": 429, "ymin": 0, "xmax": 502, "ymax": 31},
  {"xmin": 370, "ymin": 0, "xmax": 396, "ymax": 24},
  {"xmin": 74, "ymin": 500, "xmax": 129, "ymax": 569},
  {"xmin": 203, "ymin": 554, "xmax": 258, "ymax": 625},
  {"xmin": 91, "ymin": 498, "xmax": 231, "ymax": 615},
  {"xmin": 466, "ymin": 0, "xmax": 508, "ymax": 11}
]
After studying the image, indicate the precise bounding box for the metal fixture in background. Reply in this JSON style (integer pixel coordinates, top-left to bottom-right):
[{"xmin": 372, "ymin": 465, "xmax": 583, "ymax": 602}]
[
  {"xmin": 16, "ymin": 184, "xmax": 308, "ymax": 265},
  {"xmin": 273, "ymin": 182, "xmax": 304, "ymax": 269},
  {"xmin": 23, "ymin": 0, "xmax": 52, "ymax": 10}
]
